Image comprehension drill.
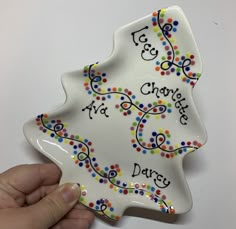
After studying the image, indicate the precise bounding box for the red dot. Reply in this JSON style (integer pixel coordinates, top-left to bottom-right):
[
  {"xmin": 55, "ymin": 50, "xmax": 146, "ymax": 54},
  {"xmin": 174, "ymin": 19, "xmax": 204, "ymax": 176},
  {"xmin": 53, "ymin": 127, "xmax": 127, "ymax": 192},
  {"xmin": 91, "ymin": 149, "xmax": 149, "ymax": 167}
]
[
  {"xmin": 153, "ymin": 22, "xmax": 157, "ymax": 26},
  {"xmin": 161, "ymin": 71, "xmax": 165, "ymax": 75},
  {"xmin": 123, "ymin": 190, "xmax": 128, "ymax": 195},
  {"xmin": 110, "ymin": 165, "xmax": 115, "ymax": 169},
  {"xmin": 102, "ymin": 78, "xmax": 107, "ymax": 83},
  {"xmin": 128, "ymin": 91, "xmax": 132, "ymax": 95},
  {"xmin": 166, "ymin": 154, "xmax": 170, "ymax": 158},
  {"xmin": 156, "ymin": 190, "xmax": 161, "ymax": 195},
  {"xmin": 140, "ymin": 124, "xmax": 144, "ymax": 128},
  {"xmin": 69, "ymin": 141, "xmax": 74, "ymax": 145},
  {"xmin": 89, "ymin": 202, "xmax": 94, "ymax": 208},
  {"xmin": 153, "ymin": 108, "xmax": 157, "ymax": 112},
  {"xmin": 167, "ymin": 56, "xmax": 172, "ymax": 60},
  {"xmin": 96, "ymin": 96, "xmax": 100, "ymax": 100},
  {"xmin": 190, "ymin": 55, "xmax": 195, "ymax": 59},
  {"xmin": 137, "ymin": 148, "xmax": 141, "ymax": 152}
]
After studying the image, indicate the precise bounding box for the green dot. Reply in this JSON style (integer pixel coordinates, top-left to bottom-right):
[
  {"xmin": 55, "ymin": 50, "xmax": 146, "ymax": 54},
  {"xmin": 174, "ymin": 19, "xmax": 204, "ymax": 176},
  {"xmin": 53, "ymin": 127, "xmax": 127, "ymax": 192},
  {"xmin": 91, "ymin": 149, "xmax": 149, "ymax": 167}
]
[
  {"xmin": 129, "ymin": 189, "xmax": 133, "ymax": 193},
  {"xmin": 135, "ymin": 101, "xmax": 140, "ymax": 105},
  {"xmin": 80, "ymin": 197, "xmax": 84, "ymax": 202},
  {"xmin": 168, "ymin": 103, "xmax": 172, "ymax": 107},
  {"xmin": 147, "ymin": 185, "xmax": 151, "ymax": 190},
  {"xmin": 160, "ymin": 13, "xmax": 165, "ymax": 17},
  {"xmin": 146, "ymin": 114, "xmax": 150, "ymax": 119},
  {"xmin": 111, "ymin": 214, "xmax": 115, "ymax": 219},
  {"xmin": 138, "ymin": 138, "xmax": 143, "ymax": 142},
  {"xmin": 176, "ymin": 68, "xmax": 181, "ymax": 72},
  {"xmin": 93, "ymin": 93, "xmax": 96, "ymax": 97},
  {"xmin": 75, "ymin": 135, "xmax": 80, "ymax": 139},
  {"xmin": 153, "ymin": 101, "xmax": 157, "ymax": 106},
  {"xmin": 98, "ymin": 82, "xmax": 102, "ymax": 86},
  {"xmin": 161, "ymin": 56, "xmax": 166, "ymax": 61},
  {"xmin": 157, "ymin": 32, "xmax": 162, "ymax": 37},
  {"xmin": 119, "ymin": 108, "xmax": 123, "ymax": 112},
  {"xmin": 151, "ymin": 150, "xmax": 155, "ymax": 154},
  {"xmin": 118, "ymin": 88, "xmax": 122, "ymax": 92},
  {"xmin": 196, "ymin": 73, "xmax": 201, "ymax": 78},
  {"xmin": 167, "ymin": 134, "xmax": 171, "ymax": 138},
  {"xmin": 133, "ymin": 122, "xmax": 137, "ymax": 126}
]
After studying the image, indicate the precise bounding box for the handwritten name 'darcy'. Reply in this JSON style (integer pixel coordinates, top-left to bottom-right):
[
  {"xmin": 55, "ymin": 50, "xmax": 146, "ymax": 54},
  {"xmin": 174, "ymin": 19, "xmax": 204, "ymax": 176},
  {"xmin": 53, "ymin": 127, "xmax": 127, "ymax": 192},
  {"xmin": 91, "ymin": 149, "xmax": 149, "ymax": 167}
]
[
  {"xmin": 132, "ymin": 163, "xmax": 170, "ymax": 189},
  {"xmin": 140, "ymin": 82, "xmax": 189, "ymax": 125}
]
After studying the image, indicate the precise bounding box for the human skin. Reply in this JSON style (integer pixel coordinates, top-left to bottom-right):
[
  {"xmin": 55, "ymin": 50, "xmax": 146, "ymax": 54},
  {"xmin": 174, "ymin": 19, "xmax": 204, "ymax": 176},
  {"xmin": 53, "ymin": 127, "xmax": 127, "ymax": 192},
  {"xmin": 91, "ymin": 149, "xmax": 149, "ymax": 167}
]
[{"xmin": 0, "ymin": 163, "xmax": 95, "ymax": 229}]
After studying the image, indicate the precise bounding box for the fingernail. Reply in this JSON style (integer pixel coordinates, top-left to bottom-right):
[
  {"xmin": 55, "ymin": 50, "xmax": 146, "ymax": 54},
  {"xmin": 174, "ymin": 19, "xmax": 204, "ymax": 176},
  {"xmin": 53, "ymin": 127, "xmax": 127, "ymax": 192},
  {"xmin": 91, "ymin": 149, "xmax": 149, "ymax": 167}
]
[{"xmin": 60, "ymin": 183, "xmax": 80, "ymax": 204}]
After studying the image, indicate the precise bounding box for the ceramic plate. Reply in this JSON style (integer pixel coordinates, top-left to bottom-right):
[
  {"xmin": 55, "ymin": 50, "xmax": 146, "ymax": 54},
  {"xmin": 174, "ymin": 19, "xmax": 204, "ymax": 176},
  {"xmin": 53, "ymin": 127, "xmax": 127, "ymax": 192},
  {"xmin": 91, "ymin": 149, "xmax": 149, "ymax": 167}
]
[{"xmin": 24, "ymin": 5, "xmax": 207, "ymax": 221}]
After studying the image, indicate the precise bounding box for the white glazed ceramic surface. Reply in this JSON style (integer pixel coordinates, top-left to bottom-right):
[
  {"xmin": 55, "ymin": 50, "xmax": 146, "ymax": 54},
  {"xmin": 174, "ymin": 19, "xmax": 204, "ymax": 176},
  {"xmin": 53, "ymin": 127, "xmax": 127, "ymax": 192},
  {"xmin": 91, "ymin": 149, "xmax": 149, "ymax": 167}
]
[{"xmin": 24, "ymin": 6, "xmax": 207, "ymax": 221}]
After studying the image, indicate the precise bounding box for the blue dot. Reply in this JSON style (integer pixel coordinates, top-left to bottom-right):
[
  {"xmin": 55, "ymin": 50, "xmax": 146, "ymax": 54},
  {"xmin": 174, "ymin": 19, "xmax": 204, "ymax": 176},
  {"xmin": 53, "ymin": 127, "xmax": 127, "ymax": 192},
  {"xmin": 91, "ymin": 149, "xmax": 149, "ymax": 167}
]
[
  {"xmin": 107, "ymin": 95, "xmax": 111, "ymax": 99},
  {"xmin": 138, "ymin": 133, "xmax": 143, "ymax": 137},
  {"xmin": 133, "ymin": 144, "xmax": 137, "ymax": 148},
  {"xmin": 152, "ymin": 143, "xmax": 156, "ymax": 148},
  {"xmin": 120, "ymin": 96, "xmax": 124, "ymax": 100},
  {"xmin": 83, "ymin": 74, "xmax": 87, "ymax": 77},
  {"xmin": 162, "ymin": 41, "xmax": 166, "ymax": 46},
  {"xmin": 58, "ymin": 138, "xmax": 63, "ymax": 142},
  {"xmin": 142, "ymin": 150, "xmax": 147, "ymax": 154},
  {"xmin": 154, "ymin": 198, "xmax": 158, "ymax": 202},
  {"xmin": 105, "ymin": 167, "xmax": 109, "ymax": 171},
  {"xmin": 47, "ymin": 124, "xmax": 52, "ymax": 128},
  {"xmin": 167, "ymin": 109, "xmax": 172, "ymax": 113},
  {"xmin": 136, "ymin": 117, "xmax": 140, "ymax": 121},
  {"xmin": 166, "ymin": 141, "xmax": 170, "ymax": 145},
  {"xmin": 50, "ymin": 133, "xmax": 55, "ymax": 137},
  {"xmin": 151, "ymin": 187, "xmax": 155, "ymax": 192},
  {"xmin": 92, "ymin": 157, "xmax": 96, "ymax": 161},
  {"xmin": 178, "ymin": 61, "xmax": 183, "ymax": 65},
  {"xmin": 142, "ymin": 119, "xmax": 147, "ymax": 123},
  {"xmin": 84, "ymin": 139, "xmax": 88, "ymax": 143},
  {"xmin": 135, "ymin": 190, "xmax": 138, "ymax": 194},
  {"xmin": 181, "ymin": 141, "xmax": 185, "ymax": 146},
  {"xmin": 88, "ymin": 91, "xmax": 92, "ymax": 94},
  {"xmin": 51, "ymin": 120, "xmax": 55, "ymax": 123},
  {"xmin": 173, "ymin": 21, "xmax": 179, "ymax": 26},
  {"xmin": 95, "ymin": 206, "xmax": 99, "ymax": 210},
  {"xmin": 92, "ymin": 173, "xmax": 96, "ymax": 177},
  {"xmin": 185, "ymin": 67, "xmax": 190, "ymax": 71},
  {"xmin": 99, "ymin": 179, "xmax": 103, "ymax": 183},
  {"xmin": 119, "ymin": 189, "xmax": 123, "ymax": 193},
  {"xmin": 73, "ymin": 151, "xmax": 77, "ymax": 155},
  {"xmin": 123, "ymin": 183, "xmax": 127, "ymax": 187},
  {"xmin": 173, "ymin": 28, "xmax": 177, "ymax": 32},
  {"xmin": 152, "ymin": 17, "xmax": 157, "ymax": 22},
  {"xmin": 94, "ymin": 85, "xmax": 98, "ymax": 89},
  {"xmin": 156, "ymin": 61, "xmax": 160, "ymax": 65},
  {"xmin": 186, "ymin": 79, "xmax": 190, "ymax": 83},
  {"xmin": 132, "ymin": 95, "xmax": 136, "ymax": 99},
  {"xmin": 150, "ymin": 138, "xmax": 154, "ymax": 142},
  {"xmin": 152, "ymin": 132, "xmax": 157, "ymax": 136},
  {"xmin": 102, "ymin": 73, "xmax": 106, "ymax": 77},
  {"xmin": 139, "ymin": 104, "xmax": 144, "ymax": 108},
  {"xmin": 110, "ymin": 207, "xmax": 114, "ymax": 212},
  {"xmin": 96, "ymin": 200, "xmax": 101, "ymax": 205},
  {"xmin": 177, "ymin": 72, "xmax": 181, "ymax": 76},
  {"xmin": 162, "ymin": 208, "xmax": 167, "ymax": 213},
  {"xmin": 79, "ymin": 162, "xmax": 83, "ymax": 167}
]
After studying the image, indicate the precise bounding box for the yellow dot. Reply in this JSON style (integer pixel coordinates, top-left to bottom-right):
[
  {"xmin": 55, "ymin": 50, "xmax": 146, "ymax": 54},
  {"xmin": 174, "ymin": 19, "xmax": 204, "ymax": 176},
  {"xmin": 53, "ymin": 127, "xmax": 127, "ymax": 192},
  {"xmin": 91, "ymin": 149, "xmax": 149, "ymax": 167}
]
[
  {"xmin": 159, "ymin": 128, "xmax": 164, "ymax": 133},
  {"xmin": 155, "ymin": 148, "xmax": 161, "ymax": 154},
  {"xmin": 116, "ymin": 94, "xmax": 120, "ymax": 99},
  {"xmin": 153, "ymin": 26, "xmax": 159, "ymax": 32},
  {"xmin": 64, "ymin": 139, "xmax": 69, "ymax": 144},
  {"xmin": 162, "ymin": 63, "xmax": 168, "ymax": 69},
  {"xmin": 131, "ymin": 130, "xmax": 135, "ymax": 136},
  {"xmin": 155, "ymin": 115, "xmax": 160, "ymax": 120},
  {"xmin": 93, "ymin": 63, "xmax": 97, "ymax": 68},
  {"xmin": 161, "ymin": 8, "xmax": 167, "ymax": 13},
  {"xmin": 71, "ymin": 155, "xmax": 75, "ymax": 159},
  {"xmin": 169, "ymin": 38, "xmax": 175, "ymax": 43}
]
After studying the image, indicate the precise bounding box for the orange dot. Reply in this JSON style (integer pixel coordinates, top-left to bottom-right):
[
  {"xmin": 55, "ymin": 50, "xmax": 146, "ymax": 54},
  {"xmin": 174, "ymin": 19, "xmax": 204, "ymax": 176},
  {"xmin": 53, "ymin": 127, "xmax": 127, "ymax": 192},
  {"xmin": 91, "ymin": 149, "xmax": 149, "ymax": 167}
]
[
  {"xmin": 84, "ymin": 82, "xmax": 88, "ymax": 86},
  {"xmin": 165, "ymin": 130, "xmax": 169, "ymax": 134},
  {"xmin": 131, "ymin": 139, "xmax": 136, "ymax": 143},
  {"xmin": 162, "ymin": 145, "xmax": 167, "ymax": 150},
  {"xmin": 81, "ymin": 147, "xmax": 86, "ymax": 152},
  {"xmin": 175, "ymin": 57, "xmax": 180, "ymax": 62},
  {"xmin": 107, "ymin": 203, "xmax": 112, "ymax": 207},
  {"xmin": 147, "ymin": 143, "xmax": 152, "ymax": 147},
  {"xmin": 115, "ymin": 216, "xmax": 120, "ymax": 220},
  {"xmin": 160, "ymin": 37, "xmax": 164, "ymax": 41},
  {"xmin": 188, "ymin": 72, "xmax": 193, "ymax": 77},
  {"xmin": 123, "ymin": 103, "xmax": 128, "ymax": 108},
  {"xmin": 138, "ymin": 111, "xmax": 143, "ymax": 116},
  {"xmin": 158, "ymin": 100, "xmax": 162, "ymax": 104},
  {"xmin": 58, "ymin": 131, "xmax": 63, "ymax": 136},
  {"xmin": 155, "ymin": 66, "xmax": 160, "ymax": 71},
  {"xmin": 167, "ymin": 18, "xmax": 173, "ymax": 23},
  {"xmin": 96, "ymin": 167, "xmax": 100, "ymax": 171},
  {"xmin": 112, "ymin": 87, "xmax": 117, "ymax": 92},
  {"xmin": 97, "ymin": 72, "xmax": 101, "ymax": 75},
  {"xmin": 43, "ymin": 114, "xmax": 48, "ymax": 118},
  {"xmin": 109, "ymin": 184, "xmax": 113, "ymax": 189},
  {"xmin": 36, "ymin": 122, "xmax": 41, "ymax": 126},
  {"xmin": 75, "ymin": 160, "xmax": 78, "ymax": 164},
  {"xmin": 117, "ymin": 168, "xmax": 120, "ymax": 172},
  {"xmin": 152, "ymin": 12, "xmax": 157, "ymax": 16}
]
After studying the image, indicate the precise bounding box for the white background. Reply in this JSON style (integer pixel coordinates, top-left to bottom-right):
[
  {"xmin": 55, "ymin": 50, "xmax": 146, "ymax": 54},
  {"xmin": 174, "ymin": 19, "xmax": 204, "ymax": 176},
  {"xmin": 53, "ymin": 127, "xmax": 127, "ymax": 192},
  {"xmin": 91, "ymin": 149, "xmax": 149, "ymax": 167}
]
[{"xmin": 0, "ymin": 0, "xmax": 235, "ymax": 228}]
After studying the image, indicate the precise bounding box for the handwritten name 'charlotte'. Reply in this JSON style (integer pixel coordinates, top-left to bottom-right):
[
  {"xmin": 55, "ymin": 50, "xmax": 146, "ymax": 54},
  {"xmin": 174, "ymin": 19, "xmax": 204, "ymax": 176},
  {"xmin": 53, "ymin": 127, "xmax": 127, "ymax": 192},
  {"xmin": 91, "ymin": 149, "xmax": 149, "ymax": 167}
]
[{"xmin": 140, "ymin": 82, "xmax": 189, "ymax": 125}]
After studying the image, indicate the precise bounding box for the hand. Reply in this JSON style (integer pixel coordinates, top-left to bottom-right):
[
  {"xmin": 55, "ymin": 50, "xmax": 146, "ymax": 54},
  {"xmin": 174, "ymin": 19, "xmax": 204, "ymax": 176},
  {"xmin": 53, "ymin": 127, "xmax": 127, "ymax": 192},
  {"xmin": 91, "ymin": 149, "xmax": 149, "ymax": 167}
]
[{"xmin": 0, "ymin": 164, "xmax": 94, "ymax": 229}]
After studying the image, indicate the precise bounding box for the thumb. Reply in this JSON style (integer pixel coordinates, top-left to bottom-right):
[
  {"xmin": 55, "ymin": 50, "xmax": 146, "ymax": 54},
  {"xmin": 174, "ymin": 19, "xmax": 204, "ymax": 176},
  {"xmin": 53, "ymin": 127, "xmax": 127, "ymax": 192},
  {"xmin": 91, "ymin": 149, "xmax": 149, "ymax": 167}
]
[{"xmin": 29, "ymin": 183, "xmax": 80, "ymax": 228}]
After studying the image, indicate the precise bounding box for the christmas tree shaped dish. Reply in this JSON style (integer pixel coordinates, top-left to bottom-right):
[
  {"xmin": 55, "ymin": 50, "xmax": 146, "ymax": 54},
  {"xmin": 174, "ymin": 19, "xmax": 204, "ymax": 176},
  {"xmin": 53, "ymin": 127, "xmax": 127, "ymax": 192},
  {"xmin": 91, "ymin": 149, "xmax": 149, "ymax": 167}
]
[{"xmin": 24, "ymin": 5, "xmax": 207, "ymax": 221}]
